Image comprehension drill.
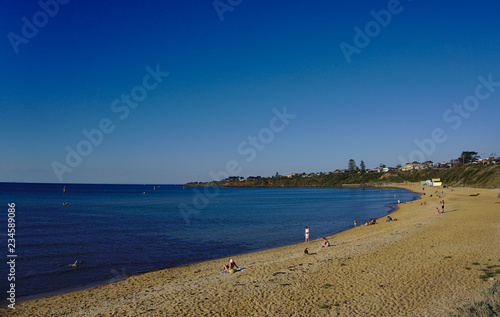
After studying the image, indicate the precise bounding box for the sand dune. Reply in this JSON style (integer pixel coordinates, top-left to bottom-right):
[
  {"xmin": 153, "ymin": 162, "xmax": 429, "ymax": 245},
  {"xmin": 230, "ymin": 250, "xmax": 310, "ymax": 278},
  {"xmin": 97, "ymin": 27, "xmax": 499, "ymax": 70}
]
[{"xmin": 3, "ymin": 184, "xmax": 499, "ymax": 316}]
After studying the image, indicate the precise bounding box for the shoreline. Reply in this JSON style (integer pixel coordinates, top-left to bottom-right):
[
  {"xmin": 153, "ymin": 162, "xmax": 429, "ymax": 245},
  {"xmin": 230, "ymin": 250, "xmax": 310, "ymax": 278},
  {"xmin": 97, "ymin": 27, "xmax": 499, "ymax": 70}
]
[
  {"xmin": 183, "ymin": 183, "xmax": 396, "ymax": 186},
  {"xmin": 6, "ymin": 185, "xmax": 416, "ymax": 306},
  {"xmin": 3, "ymin": 183, "xmax": 499, "ymax": 316},
  {"xmin": 1, "ymin": 185, "xmax": 422, "ymax": 307}
]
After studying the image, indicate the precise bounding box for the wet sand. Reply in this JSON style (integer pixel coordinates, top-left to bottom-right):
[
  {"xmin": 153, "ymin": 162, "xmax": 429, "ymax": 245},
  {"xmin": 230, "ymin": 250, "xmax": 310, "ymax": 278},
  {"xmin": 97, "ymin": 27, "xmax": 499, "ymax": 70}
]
[{"xmin": 3, "ymin": 184, "xmax": 500, "ymax": 316}]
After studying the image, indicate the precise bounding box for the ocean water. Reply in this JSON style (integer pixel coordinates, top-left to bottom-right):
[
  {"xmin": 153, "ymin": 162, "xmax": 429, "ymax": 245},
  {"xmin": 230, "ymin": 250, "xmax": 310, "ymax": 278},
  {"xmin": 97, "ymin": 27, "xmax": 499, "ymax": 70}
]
[{"xmin": 0, "ymin": 183, "xmax": 419, "ymax": 301}]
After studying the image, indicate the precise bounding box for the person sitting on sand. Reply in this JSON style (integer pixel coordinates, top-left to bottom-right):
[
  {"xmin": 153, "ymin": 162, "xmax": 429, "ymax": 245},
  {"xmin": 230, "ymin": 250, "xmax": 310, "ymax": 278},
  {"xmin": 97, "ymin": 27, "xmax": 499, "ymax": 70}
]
[
  {"xmin": 222, "ymin": 259, "xmax": 239, "ymax": 273},
  {"xmin": 387, "ymin": 216, "xmax": 392, "ymax": 222},
  {"xmin": 321, "ymin": 237, "xmax": 330, "ymax": 248},
  {"xmin": 364, "ymin": 220, "xmax": 369, "ymax": 226}
]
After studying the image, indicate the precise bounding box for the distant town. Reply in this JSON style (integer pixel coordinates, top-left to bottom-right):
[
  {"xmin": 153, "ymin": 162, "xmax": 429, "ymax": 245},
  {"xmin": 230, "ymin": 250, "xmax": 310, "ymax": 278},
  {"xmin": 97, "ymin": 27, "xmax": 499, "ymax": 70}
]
[{"xmin": 185, "ymin": 151, "xmax": 500, "ymax": 188}]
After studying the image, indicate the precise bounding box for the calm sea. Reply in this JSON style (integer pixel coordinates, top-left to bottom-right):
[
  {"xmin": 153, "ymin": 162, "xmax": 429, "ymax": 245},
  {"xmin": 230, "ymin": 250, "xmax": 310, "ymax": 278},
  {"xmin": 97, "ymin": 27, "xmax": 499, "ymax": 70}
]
[{"xmin": 0, "ymin": 183, "xmax": 419, "ymax": 301}]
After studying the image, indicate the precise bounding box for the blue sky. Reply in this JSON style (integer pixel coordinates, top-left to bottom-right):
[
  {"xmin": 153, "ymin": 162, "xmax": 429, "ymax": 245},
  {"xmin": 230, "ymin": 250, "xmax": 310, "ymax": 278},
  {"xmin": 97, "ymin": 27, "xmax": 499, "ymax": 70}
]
[{"xmin": 1, "ymin": 0, "xmax": 499, "ymax": 184}]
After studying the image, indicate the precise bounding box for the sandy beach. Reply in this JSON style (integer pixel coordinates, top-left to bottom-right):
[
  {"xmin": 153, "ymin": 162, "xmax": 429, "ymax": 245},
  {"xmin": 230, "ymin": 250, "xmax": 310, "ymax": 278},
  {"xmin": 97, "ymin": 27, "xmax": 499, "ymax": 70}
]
[{"xmin": 3, "ymin": 184, "xmax": 499, "ymax": 316}]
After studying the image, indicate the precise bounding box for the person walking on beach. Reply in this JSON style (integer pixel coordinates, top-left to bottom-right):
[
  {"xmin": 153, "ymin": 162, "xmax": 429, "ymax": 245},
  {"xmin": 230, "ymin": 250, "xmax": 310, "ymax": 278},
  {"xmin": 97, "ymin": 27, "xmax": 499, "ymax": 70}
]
[
  {"xmin": 304, "ymin": 226, "xmax": 310, "ymax": 243},
  {"xmin": 441, "ymin": 200, "xmax": 445, "ymax": 213}
]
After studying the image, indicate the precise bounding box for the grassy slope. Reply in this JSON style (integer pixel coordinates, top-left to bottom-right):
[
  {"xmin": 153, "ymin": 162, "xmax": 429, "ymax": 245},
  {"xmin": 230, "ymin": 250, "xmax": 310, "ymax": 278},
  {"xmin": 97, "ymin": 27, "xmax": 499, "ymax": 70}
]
[{"xmin": 185, "ymin": 164, "xmax": 500, "ymax": 189}]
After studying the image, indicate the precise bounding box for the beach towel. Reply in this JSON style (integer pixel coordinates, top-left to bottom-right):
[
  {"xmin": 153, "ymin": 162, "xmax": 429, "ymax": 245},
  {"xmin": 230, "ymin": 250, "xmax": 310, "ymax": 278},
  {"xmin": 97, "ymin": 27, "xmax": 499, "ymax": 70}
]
[
  {"xmin": 221, "ymin": 268, "xmax": 245, "ymax": 273},
  {"xmin": 331, "ymin": 242, "xmax": 346, "ymax": 247}
]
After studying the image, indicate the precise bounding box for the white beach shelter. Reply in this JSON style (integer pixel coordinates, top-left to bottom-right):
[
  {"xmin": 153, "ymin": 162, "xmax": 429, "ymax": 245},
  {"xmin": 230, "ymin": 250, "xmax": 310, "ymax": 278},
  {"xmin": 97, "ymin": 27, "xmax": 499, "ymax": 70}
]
[{"xmin": 431, "ymin": 178, "xmax": 442, "ymax": 187}]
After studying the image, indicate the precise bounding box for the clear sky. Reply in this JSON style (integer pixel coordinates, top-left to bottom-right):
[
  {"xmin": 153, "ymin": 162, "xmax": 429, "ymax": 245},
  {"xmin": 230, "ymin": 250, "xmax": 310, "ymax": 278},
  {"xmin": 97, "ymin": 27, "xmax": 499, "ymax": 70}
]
[{"xmin": 1, "ymin": 0, "xmax": 499, "ymax": 184}]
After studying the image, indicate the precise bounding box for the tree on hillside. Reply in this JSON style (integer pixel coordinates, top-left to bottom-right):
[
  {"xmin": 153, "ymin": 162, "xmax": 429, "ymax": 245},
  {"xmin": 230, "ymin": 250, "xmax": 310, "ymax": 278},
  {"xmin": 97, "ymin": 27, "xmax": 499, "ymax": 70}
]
[
  {"xmin": 459, "ymin": 151, "xmax": 479, "ymax": 164},
  {"xmin": 360, "ymin": 160, "xmax": 366, "ymax": 172},
  {"xmin": 348, "ymin": 159, "xmax": 357, "ymax": 172}
]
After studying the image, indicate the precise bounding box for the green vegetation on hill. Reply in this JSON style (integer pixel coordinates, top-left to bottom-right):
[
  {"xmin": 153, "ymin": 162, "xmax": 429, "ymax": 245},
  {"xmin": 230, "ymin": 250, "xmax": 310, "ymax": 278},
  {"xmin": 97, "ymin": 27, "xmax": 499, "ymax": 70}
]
[{"xmin": 185, "ymin": 164, "xmax": 500, "ymax": 188}]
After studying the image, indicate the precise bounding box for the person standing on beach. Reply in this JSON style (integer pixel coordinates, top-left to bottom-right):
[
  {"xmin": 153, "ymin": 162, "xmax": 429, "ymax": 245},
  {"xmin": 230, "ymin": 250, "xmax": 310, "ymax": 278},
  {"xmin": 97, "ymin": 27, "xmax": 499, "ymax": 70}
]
[
  {"xmin": 304, "ymin": 226, "xmax": 310, "ymax": 243},
  {"xmin": 441, "ymin": 200, "xmax": 445, "ymax": 213},
  {"xmin": 354, "ymin": 220, "xmax": 357, "ymax": 227}
]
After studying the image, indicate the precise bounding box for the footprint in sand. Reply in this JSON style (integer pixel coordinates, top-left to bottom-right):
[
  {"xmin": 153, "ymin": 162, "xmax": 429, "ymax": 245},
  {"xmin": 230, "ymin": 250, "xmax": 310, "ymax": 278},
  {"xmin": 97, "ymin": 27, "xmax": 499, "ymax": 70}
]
[{"xmin": 272, "ymin": 271, "xmax": 286, "ymax": 276}]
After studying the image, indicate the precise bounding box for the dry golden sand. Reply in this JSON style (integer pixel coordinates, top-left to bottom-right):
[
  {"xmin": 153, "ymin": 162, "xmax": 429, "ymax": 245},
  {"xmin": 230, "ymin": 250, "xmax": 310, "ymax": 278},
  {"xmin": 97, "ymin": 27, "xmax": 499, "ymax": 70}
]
[{"xmin": 3, "ymin": 184, "xmax": 500, "ymax": 316}]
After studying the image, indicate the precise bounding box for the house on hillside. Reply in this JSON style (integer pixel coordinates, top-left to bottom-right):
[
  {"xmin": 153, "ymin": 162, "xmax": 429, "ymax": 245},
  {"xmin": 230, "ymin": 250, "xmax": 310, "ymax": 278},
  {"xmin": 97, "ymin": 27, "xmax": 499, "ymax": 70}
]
[
  {"xmin": 401, "ymin": 163, "xmax": 418, "ymax": 171},
  {"xmin": 438, "ymin": 161, "xmax": 451, "ymax": 168},
  {"xmin": 490, "ymin": 157, "xmax": 500, "ymax": 164},
  {"xmin": 400, "ymin": 164, "xmax": 410, "ymax": 171}
]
